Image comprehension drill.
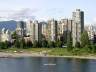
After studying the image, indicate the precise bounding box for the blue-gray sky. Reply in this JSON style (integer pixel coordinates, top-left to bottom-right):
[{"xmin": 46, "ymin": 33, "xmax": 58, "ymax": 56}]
[{"xmin": 0, "ymin": 0, "xmax": 96, "ymax": 24}]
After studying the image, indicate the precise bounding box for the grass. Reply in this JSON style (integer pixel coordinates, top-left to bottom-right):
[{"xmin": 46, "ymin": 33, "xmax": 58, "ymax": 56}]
[
  {"xmin": 48, "ymin": 48, "xmax": 72, "ymax": 56},
  {"xmin": 48, "ymin": 48, "xmax": 96, "ymax": 56},
  {"xmin": 0, "ymin": 48, "xmax": 52, "ymax": 53},
  {"xmin": 0, "ymin": 48, "xmax": 96, "ymax": 57}
]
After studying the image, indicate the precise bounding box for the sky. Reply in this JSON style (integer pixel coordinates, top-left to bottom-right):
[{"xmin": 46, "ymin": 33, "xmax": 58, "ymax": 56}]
[{"xmin": 0, "ymin": 0, "xmax": 96, "ymax": 25}]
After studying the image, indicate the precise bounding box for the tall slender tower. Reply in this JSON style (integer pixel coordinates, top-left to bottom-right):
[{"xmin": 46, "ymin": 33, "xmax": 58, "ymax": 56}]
[
  {"xmin": 47, "ymin": 19, "xmax": 58, "ymax": 42},
  {"xmin": 72, "ymin": 9, "xmax": 84, "ymax": 46}
]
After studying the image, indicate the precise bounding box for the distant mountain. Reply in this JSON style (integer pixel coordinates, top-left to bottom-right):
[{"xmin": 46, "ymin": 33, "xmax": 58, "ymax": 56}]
[{"xmin": 0, "ymin": 20, "xmax": 17, "ymax": 31}]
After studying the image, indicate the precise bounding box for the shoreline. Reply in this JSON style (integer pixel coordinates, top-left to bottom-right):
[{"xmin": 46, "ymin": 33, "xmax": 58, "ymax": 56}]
[{"xmin": 0, "ymin": 52, "xmax": 96, "ymax": 60}]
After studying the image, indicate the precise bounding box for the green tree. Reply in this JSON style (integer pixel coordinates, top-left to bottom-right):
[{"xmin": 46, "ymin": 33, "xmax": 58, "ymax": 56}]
[
  {"xmin": 80, "ymin": 31, "xmax": 90, "ymax": 47},
  {"xmin": 14, "ymin": 39, "xmax": 20, "ymax": 48},
  {"xmin": 48, "ymin": 41, "xmax": 55, "ymax": 48},
  {"xmin": 20, "ymin": 38, "xmax": 26, "ymax": 48},
  {"xmin": 14, "ymin": 35, "xmax": 20, "ymax": 48},
  {"xmin": 0, "ymin": 42, "xmax": 7, "ymax": 49},
  {"xmin": 56, "ymin": 40, "xmax": 62, "ymax": 48},
  {"xmin": 42, "ymin": 40, "xmax": 48, "ymax": 48},
  {"xmin": 12, "ymin": 31, "xmax": 21, "ymax": 48},
  {"xmin": 67, "ymin": 31, "xmax": 72, "ymax": 50},
  {"xmin": 38, "ymin": 41, "xmax": 42, "ymax": 48},
  {"xmin": 12, "ymin": 31, "xmax": 17, "ymax": 39},
  {"xmin": 75, "ymin": 41, "xmax": 81, "ymax": 48},
  {"xmin": 33, "ymin": 40, "xmax": 38, "ymax": 48},
  {"xmin": 26, "ymin": 41, "xmax": 33, "ymax": 48}
]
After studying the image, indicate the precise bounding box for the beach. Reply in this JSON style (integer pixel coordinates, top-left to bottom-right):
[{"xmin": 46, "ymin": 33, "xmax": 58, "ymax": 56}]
[{"xmin": 0, "ymin": 51, "xmax": 96, "ymax": 60}]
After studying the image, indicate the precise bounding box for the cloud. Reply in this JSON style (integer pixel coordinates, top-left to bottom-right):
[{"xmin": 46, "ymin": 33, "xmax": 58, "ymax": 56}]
[
  {"xmin": 93, "ymin": 17, "xmax": 96, "ymax": 23},
  {"xmin": 0, "ymin": 8, "xmax": 38, "ymax": 21}
]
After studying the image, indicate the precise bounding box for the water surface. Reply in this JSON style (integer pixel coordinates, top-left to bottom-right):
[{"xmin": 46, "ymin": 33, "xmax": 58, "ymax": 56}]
[{"xmin": 0, "ymin": 57, "xmax": 96, "ymax": 72}]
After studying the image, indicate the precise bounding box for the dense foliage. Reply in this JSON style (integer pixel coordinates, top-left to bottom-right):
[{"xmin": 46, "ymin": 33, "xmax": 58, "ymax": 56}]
[{"xmin": 0, "ymin": 30, "xmax": 96, "ymax": 55}]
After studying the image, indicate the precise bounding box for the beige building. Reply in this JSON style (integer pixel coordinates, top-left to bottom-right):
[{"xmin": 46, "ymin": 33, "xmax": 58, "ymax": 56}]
[
  {"xmin": 26, "ymin": 20, "xmax": 42, "ymax": 43},
  {"xmin": 47, "ymin": 19, "xmax": 58, "ymax": 41},
  {"xmin": 58, "ymin": 19, "xmax": 68, "ymax": 35},
  {"xmin": 57, "ymin": 19, "xmax": 73, "ymax": 42},
  {"xmin": 40, "ymin": 22, "xmax": 47, "ymax": 40},
  {"xmin": 85, "ymin": 25, "xmax": 96, "ymax": 40},
  {"xmin": 72, "ymin": 9, "xmax": 84, "ymax": 46}
]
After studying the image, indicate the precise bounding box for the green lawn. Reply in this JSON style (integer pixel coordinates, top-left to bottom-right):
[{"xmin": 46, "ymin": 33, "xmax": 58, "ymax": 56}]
[
  {"xmin": 48, "ymin": 48, "xmax": 72, "ymax": 56},
  {"xmin": 48, "ymin": 48, "xmax": 96, "ymax": 56}
]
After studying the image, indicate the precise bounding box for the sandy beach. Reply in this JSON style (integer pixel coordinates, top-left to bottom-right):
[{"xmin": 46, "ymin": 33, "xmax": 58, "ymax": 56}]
[{"xmin": 0, "ymin": 52, "xmax": 96, "ymax": 60}]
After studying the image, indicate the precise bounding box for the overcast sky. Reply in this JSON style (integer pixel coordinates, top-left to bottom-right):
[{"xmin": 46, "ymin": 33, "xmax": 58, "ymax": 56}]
[{"xmin": 0, "ymin": 0, "xmax": 96, "ymax": 24}]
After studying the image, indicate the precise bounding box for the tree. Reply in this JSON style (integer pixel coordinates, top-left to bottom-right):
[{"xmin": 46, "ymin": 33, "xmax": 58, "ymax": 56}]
[
  {"xmin": 56, "ymin": 39, "xmax": 62, "ymax": 48},
  {"xmin": 93, "ymin": 35, "xmax": 96, "ymax": 44},
  {"xmin": 14, "ymin": 34, "xmax": 20, "ymax": 48},
  {"xmin": 12, "ymin": 31, "xmax": 21, "ymax": 48},
  {"xmin": 67, "ymin": 31, "xmax": 72, "ymax": 50},
  {"xmin": 26, "ymin": 41, "xmax": 33, "ymax": 48},
  {"xmin": 48, "ymin": 41, "xmax": 55, "ymax": 48},
  {"xmin": 42, "ymin": 40, "xmax": 48, "ymax": 48},
  {"xmin": 20, "ymin": 38, "xmax": 26, "ymax": 48},
  {"xmin": 14, "ymin": 39, "xmax": 20, "ymax": 48},
  {"xmin": 12, "ymin": 31, "xmax": 17, "ymax": 39},
  {"xmin": 80, "ymin": 31, "xmax": 90, "ymax": 47},
  {"xmin": 0, "ymin": 42, "xmax": 7, "ymax": 49},
  {"xmin": 63, "ymin": 31, "xmax": 67, "ymax": 43},
  {"xmin": 75, "ymin": 41, "xmax": 81, "ymax": 48},
  {"xmin": 38, "ymin": 41, "xmax": 42, "ymax": 48},
  {"xmin": 33, "ymin": 40, "xmax": 38, "ymax": 48}
]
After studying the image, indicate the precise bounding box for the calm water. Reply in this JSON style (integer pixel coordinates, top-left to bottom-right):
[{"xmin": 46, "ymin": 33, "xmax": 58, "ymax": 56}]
[{"xmin": 0, "ymin": 57, "xmax": 96, "ymax": 72}]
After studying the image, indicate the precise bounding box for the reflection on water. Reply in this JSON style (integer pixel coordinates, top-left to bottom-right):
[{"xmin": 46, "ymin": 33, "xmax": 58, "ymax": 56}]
[
  {"xmin": 0, "ymin": 57, "xmax": 95, "ymax": 72},
  {"xmin": 71, "ymin": 59, "xmax": 88, "ymax": 72}
]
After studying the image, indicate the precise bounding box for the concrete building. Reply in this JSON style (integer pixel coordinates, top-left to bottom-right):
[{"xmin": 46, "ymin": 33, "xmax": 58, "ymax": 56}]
[
  {"xmin": 16, "ymin": 21, "xmax": 26, "ymax": 37},
  {"xmin": 26, "ymin": 20, "xmax": 42, "ymax": 42},
  {"xmin": 72, "ymin": 9, "xmax": 84, "ymax": 46},
  {"xmin": 29, "ymin": 20, "xmax": 35, "ymax": 42},
  {"xmin": 47, "ymin": 19, "xmax": 58, "ymax": 41},
  {"xmin": 26, "ymin": 20, "xmax": 33, "ymax": 36},
  {"xmin": 0, "ymin": 28, "xmax": 12, "ymax": 42},
  {"xmin": 58, "ymin": 19, "xmax": 68, "ymax": 35},
  {"xmin": 57, "ymin": 19, "xmax": 73, "ymax": 43},
  {"xmin": 68, "ymin": 19, "xmax": 73, "ymax": 32},
  {"xmin": 40, "ymin": 22, "xmax": 47, "ymax": 40},
  {"xmin": 85, "ymin": 25, "xmax": 96, "ymax": 41}
]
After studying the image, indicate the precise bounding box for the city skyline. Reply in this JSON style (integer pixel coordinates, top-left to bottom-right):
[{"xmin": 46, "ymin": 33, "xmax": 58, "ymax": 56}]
[
  {"xmin": 0, "ymin": 0, "xmax": 96, "ymax": 25},
  {"xmin": 0, "ymin": 8, "xmax": 96, "ymax": 48}
]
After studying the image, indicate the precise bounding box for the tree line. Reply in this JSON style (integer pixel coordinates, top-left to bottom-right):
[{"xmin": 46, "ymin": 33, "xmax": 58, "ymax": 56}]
[{"xmin": 0, "ymin": 30, "xmax": 96, "ymax": 53}]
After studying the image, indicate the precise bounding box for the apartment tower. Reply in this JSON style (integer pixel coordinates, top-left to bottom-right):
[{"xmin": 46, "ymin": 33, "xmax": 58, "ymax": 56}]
[{"xmin": 72, "ymin": 9, "xmax": 84, "ymax": 46}]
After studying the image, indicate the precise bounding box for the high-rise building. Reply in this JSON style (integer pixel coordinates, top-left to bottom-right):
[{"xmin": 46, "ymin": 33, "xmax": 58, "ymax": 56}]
[
  {"xmin": 85, "ymin": 25, "xmax": 96, "ymax": 41},
  {"xmin": 26, "ymin": 20, "xmax": 33, "ymax": 36},
  {"xmin": 47, "ymin": 19, "xmax": 58, "ymax": 41},
  {"xmin": 72, "ymin": 9, "xmax": 84, "ymax": 46},
  {"xmin": 68, "ymin": 19, "xmax": 73, "ymax": 32},
  {"xmin": 38, "ymin": 22, "xmax": 42, "ymax": 42},
  {"xmin": 58, "ymin": 19, "xmax": 68, "ymax": 34},
  {"xmin": 16, "ymin": 21, "xmax": 26, "ymax": 37},
  {"xmin": 26, "ymin": 20, "xmax": 42, "ymax": 42},
  {"xmin": 34, "ymin": 20, "xmax": 40, "ymax": 42},
  {"xmin": 57, "ymin": 19, "xmax": 73, "ymax": 43},
  {"xmin": 40, "ymin": 22, "xmax": 47, "ymax": 40},
  {"xmin": 29, "ymin": 21, "xmax": 35, "ymax": 42}
]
